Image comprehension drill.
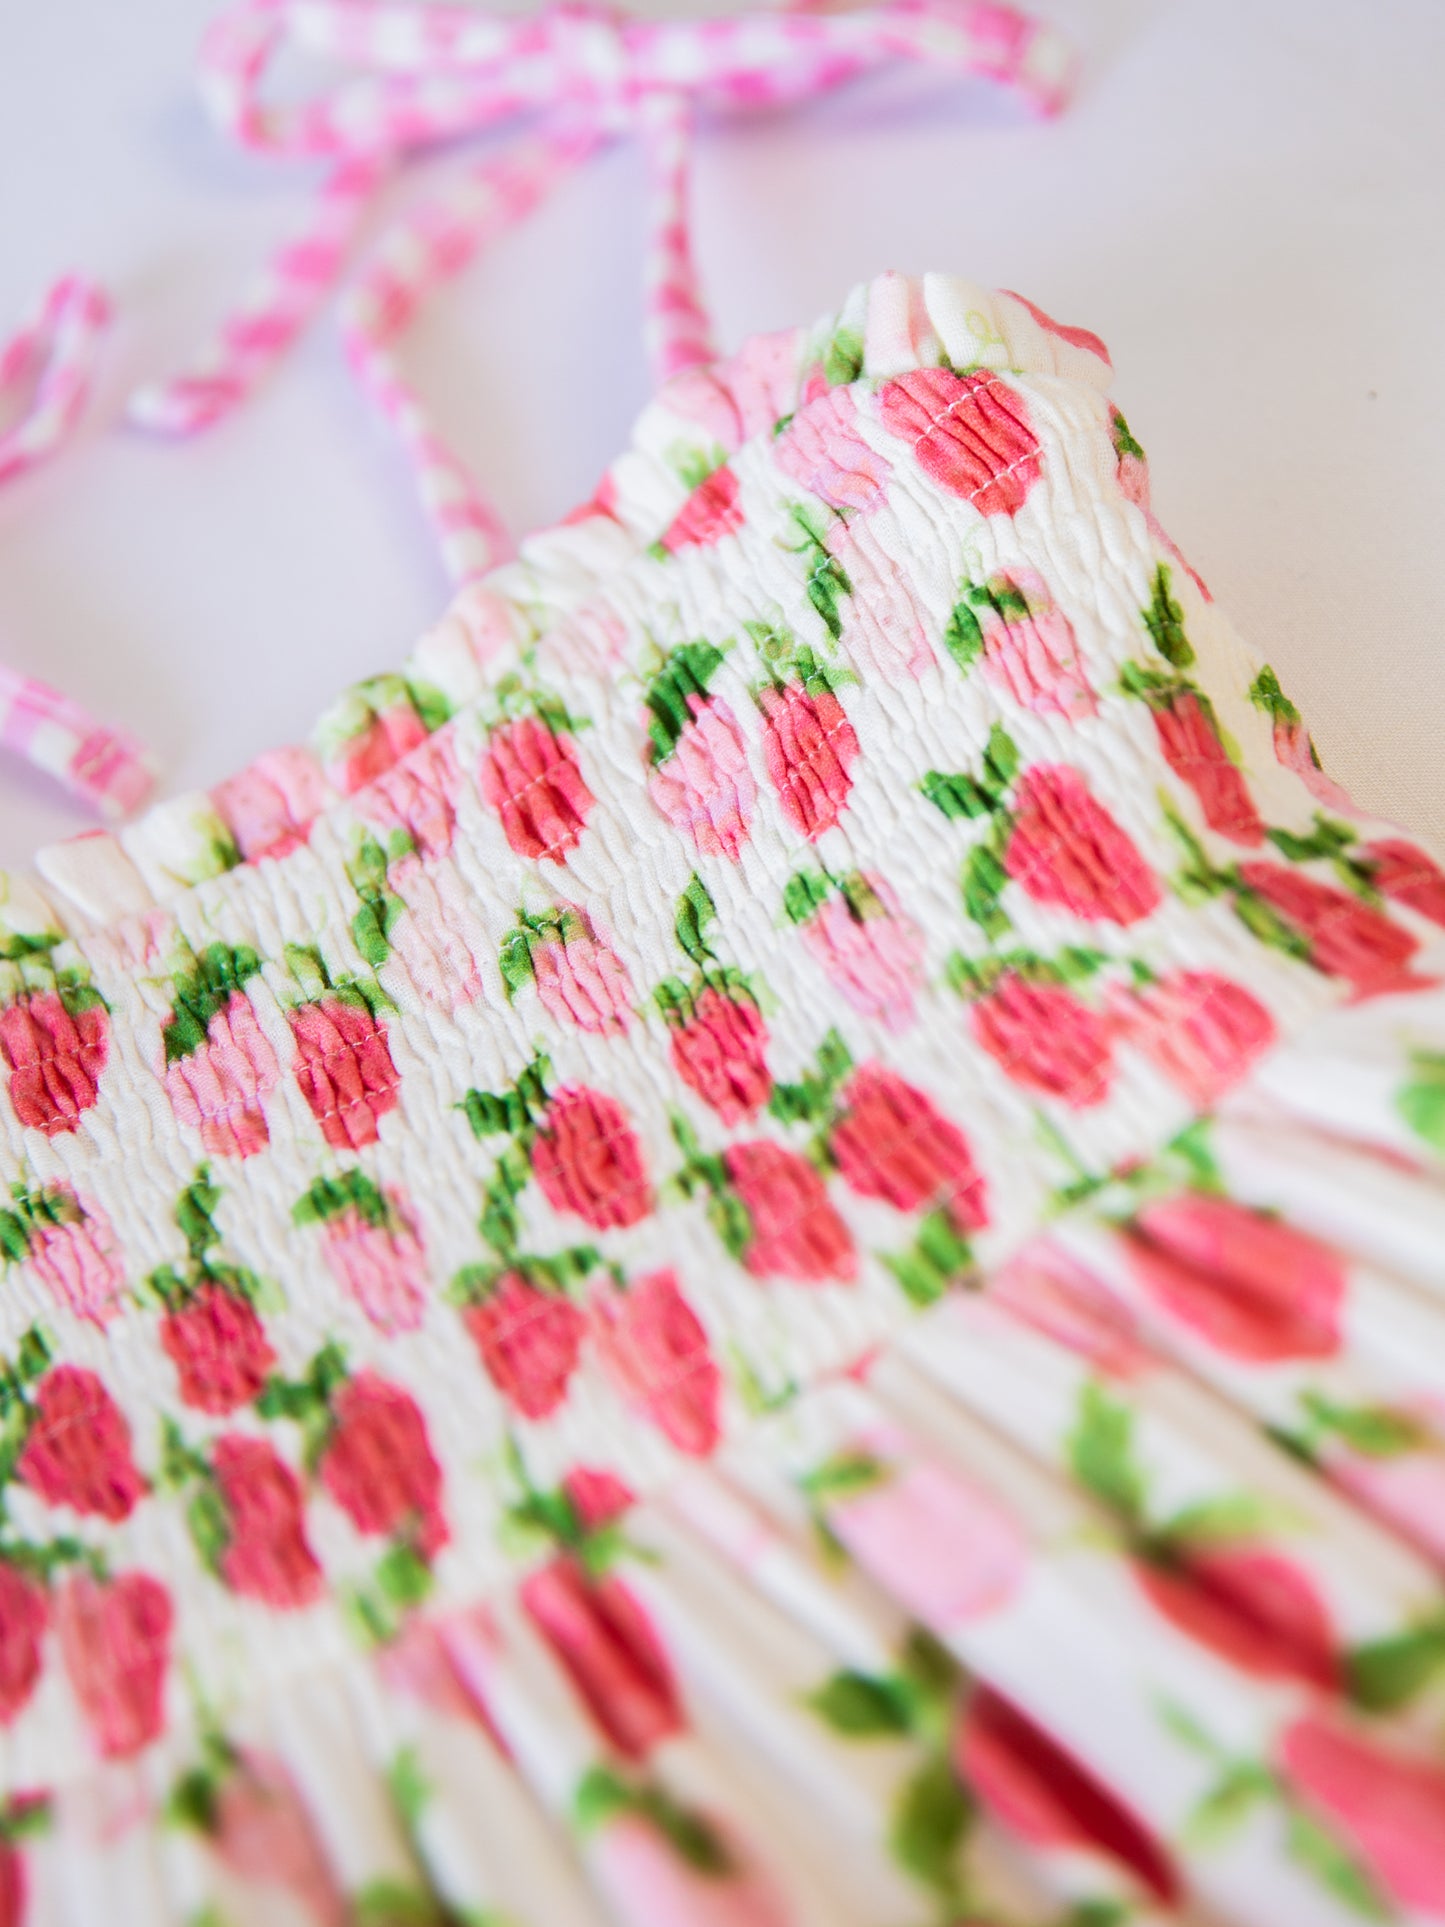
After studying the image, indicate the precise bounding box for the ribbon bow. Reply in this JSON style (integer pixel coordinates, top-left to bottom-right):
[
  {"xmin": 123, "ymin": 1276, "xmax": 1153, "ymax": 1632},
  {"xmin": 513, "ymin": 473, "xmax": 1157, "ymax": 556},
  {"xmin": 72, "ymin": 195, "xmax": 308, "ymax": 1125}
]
[{"xmin": 1, "ymin": 0, "xmax": 1072, "ymax": 817}]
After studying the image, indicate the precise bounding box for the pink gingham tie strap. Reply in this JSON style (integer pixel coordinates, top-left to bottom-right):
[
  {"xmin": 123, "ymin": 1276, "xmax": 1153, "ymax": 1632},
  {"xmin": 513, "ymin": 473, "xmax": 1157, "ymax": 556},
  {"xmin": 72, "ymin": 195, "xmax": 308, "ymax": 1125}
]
[{"xmin": 128, "ymin": 0, "xmax": 1076, "ymax": 584}]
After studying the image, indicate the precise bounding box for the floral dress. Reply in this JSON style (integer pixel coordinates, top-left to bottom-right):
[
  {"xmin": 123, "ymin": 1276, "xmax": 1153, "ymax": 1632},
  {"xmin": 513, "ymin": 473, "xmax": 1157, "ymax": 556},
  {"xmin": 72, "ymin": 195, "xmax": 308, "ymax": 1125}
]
[{"xmin": 4, "ymin": 270, "xmax": 1445, "ymax": 1926}]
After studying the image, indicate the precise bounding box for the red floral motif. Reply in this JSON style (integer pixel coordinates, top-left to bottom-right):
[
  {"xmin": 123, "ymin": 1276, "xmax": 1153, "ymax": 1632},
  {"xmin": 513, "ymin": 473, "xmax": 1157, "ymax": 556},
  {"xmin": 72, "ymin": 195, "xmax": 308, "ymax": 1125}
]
[
  {"xmin": 796, "ymin": 873, "xmax": 927, "ymax": 1033},
  {"xmin": 288, "ymin": 996, "xmax": 400, "ymax": 1151},
  {"xmin": 971, "ymin": 973, "xmax": 1114, "ymax": 1107},
  {"xmin": 520, "ymin": 1557, "xmax": 683, "ymax": 1760},
  {"xmin": 757, "ymin": 680, "xmax": 859, "ymax": 841},
  {"xmin": 464, "ymin": 1273, "xmax": 587, "ymax": 1420},
  {"xmin": 160, "ymin": 1280, "xmax": 276, "ymax": 1416},
  {"xmin": 205, "ymin": 1749, "xmax": 347, "ymax": 1927},
  {"xmin": 0, "ymin": 1828, "xmax": 25, "ymax": 1927},
  {"xmin": 966, "ymin": 569, "xmax": 1095, "ymax": 721},
  {"xmin": 481, "ymin": 714, "xmax": 594, "ymax": 863},
  {"xmin": 17, "ymin": 1365, "xmax": 145, "ymax": 1521},
  {"xmin": 327, "ymin": 696, "xmax": 428, "ymax": 797},
  {"xmin": 212, "ymin": 1435, "xmax": 323, "ymax": 1609},
  {"xmin": 1111, "ymin": 968, "xmax": 1276, "ymax": 1109},
  {"xmin": 1363, "ymin": 838, "xmax": 1445, "ymax": 928},
  {"xmin": 829, "ymin": 1065, "xmax": 988, "ymax": 1234},
  {"xmin": 877, "ymin": 367, "xmax": 1043, "ymax": 516},
  {"xmin": 647, "ymin": 695, "xmax": 756, "ymax": 863},
  {"xmin": 590, "ymin": 1270, "xmax": 722, "ymax": 1458},
  {"xmin": 656, "ymin": 465, "xmax": 743, "ymax": 553},
  {"xmin": 320, "ymin": 1192, "xmax": 427, "ymax": 1334},
  {"xmin": 359, "ymin": 732, "xmax": 461, "ymax": 860},
  {"xmin": 1277, "ymin": 1714, "xmax": 1445, "ymax": 1914},
  {"xmin": 668, "ymin": 987, "xmax": 771, "ymax": 1125},
  {"xmin": 1005, "ymin": 766, "xmax": 1161, "ymax": 925},
  {"xmin": 532, "ymin": 1087, "xmax": 654, "ymax": 1232},
  {"xmin": 1126, "ymin": 1193, "xmax": 1346, "ymax": 1361},
  {"xmin": 165, "ymin": 990, "xmax": 280, "ymax": 1160},
  {"xmin": 1237, "ymin": 861, "xmax": 1421, "ymax": 997},
  {"xmin": 320, "ymin": 1371, "xmax": 447, "ymax": 1557},
  {"xmin": 0, "ymin": 1562, "xmax": 47, "ymax": 1726},
  {"xmin": 991, "ymin": 1240, "xmax": 1152, "ymax": 1379},
  {"xmin": 0, "ymin": 991, "xmax": 108, "ymax": 1136},
  {"xmin": 724, "ymin": 1140, "xmax": 857, "ymax": 1283},
  {"xmin": 564, "ymin": 1465, "xmax": 636, "ymax": 1533},
  {"xmin": 1151, "ymin": 692, "xmax": 1264, "ymax": 846},
  {"xmin": 956, "ymin": 1686, "xmax": 1179, "ymax": 1905},
  {"xmin": 56, "ymin": 1569, "xmax": 172, "ymax": 1760},
  {"xmin": 1137, "ymin": 1548, "xmax": 1339, "ymax": 1690}
]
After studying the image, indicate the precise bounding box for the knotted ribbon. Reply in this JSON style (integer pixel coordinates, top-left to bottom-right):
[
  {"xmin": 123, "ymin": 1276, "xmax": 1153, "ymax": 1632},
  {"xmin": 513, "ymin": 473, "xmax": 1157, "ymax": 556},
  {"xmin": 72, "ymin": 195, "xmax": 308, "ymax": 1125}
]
[{"xmin": 1, "ymin": 0, "xmax": 1072, "ymax": 818}]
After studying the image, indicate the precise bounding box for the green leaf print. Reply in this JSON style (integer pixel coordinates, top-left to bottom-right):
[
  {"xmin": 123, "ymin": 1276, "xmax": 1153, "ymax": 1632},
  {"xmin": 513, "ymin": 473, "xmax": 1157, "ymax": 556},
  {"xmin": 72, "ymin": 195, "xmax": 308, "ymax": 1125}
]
[
  {"xmin": 822, "ymin": 325, "xmax": 865, "ymax": 388},
  {"xmin": 888, "ymin": 1752, "xmax": 972, "ymax": 1901},
  {"xmin": 387, "ymin": 1746, "xmax": 432, "ymax": 1831},
  {"xmin": 643, "ymin": 642, "xmax": 726, "ymax": 764},
  {"xmin": 1182, "ymin": 1760, "xmax": 1276, "ymax": 1848},
  {"xmin": 1111, "ymin": 409, "xmax": 1147, "ymax": 463},
  {"xmin": 1284, "ymin": 1807, "xmax": 1390, "ymax": 1922},
  {"xmin": 961, "ymin": 839, "xmax": 1010, "ymax": 939},
  {"xmin": 1067, "ymin": 1382, "xmax": 1147, "ymax": 1527},
  {"xmin": 1142, "ymin": 564, "xmax": 1194, "ymax": 669},
  {"xmin": 1398, "ymin": 1050, "xmax": 1445, "ymax": 1155},
  {"xmin": 674, "ymin": 874, "xmax": 719, "ymax": 966},
  {"xmin": 941, "ymin": 595, "xmax": 984, "ymax": 672},
  {"xmin": 921, "ymin": 769, "xmax": 996, "ymax": 820},
  {"xmin": 1346, "ymin": 1618, "xmax": 1445, "ymax": 1712},
  {"xmin": 1247, "ymin": 664, "xmax": 1301, "ymax": 727},
  {"xmin": 162, "ymin": 944, "xmax": 264, "ymax": 1065},
  {"xmin": 806, "ymin": 1670, "xmax": 914, "ymax": 1737},
  {"xmin": 1297, "ymin": 1390, "xmax": 1428, "ymax": 1459}
]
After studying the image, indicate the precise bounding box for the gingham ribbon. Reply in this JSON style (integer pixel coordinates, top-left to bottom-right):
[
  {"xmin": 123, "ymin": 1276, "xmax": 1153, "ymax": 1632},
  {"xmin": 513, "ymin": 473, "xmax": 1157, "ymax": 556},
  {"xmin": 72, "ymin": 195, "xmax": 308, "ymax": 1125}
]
[
  {"xmin": 0, "ymin": 278, "xmax": 156, "ymax": 820},
  {"xmin": 2, "ymin": 0, "xmax": 1073, "ymax": 817},
  {"xmin": 128, "ymin": 0, "xmax": 1076, "ymax": 584}
]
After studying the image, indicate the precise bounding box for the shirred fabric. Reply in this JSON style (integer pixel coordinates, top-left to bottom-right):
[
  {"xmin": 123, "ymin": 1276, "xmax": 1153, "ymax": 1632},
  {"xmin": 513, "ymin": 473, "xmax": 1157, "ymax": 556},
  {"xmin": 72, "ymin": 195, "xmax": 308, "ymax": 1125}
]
[{"xmin": 4, "ymin": 273, "xmax": 1445, "ymax": 1922}]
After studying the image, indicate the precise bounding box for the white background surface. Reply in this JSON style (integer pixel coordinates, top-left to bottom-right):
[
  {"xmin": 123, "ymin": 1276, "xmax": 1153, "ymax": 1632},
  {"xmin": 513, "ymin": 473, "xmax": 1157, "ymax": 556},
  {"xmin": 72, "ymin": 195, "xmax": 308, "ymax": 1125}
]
[{"xmin": 1, "ymin": 0, "xmax": 1442, "ymax": 871}]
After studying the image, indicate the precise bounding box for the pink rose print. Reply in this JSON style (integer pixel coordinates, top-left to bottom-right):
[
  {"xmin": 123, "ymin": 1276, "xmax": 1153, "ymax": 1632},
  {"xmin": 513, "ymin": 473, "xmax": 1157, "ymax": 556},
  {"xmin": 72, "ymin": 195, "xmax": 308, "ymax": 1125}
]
[
  {"xmin": 1005, "ymin": 766, "xmax": 1162, "ymax": 926},
  {"xmin": 724, "ymin": 1140, "xmax": 857, "ymax": 1284},
  {"xmin": 0, "ymin": 987, "xmax": 108, "ymax": 1137},
  {"xmin": 1237, "ymin": 861, "xmax": 1421, "ymax": 998},
  {"xmin": 18, "ymin": 1365, "xmax": 145, "ymax": 1521},
  {"xmin": 358, "ymin": 730, "xmax": 461, "ymax": 860},
  {"xmin": 948, "ymin": 570, "xmax": 1096, "ymax": 722},
  {"xmin": 0, "ymin": 1563, "xmax": 47, "ymax": 1727},
  {"xmin": 386, "ymin": 856, "xmax": 488, "ymax": 1010},
  {"xmin": 1137, "ymin": 1548, "xmax": 1339, "ymax": 1690},
  {"xmin": 970, "ymin": 971, "xmax": 1114, "ymax": 1108},
  {"xmin": 212, "ymin": 1434, "xmax": 324, "ymax": 1610},
  {"xmin": 161, "ymin": 1281, "xmax": 276, "ymax": 1416},
  {"xmin": 319, "ymin": 1371, "xmax": 447, "ymax": 1558},
  {"xmin": 825, "ymin": 1454, "xmax": 1027, "ymax": 1632},
  {"xmin": 501, "ymin": 904, "xmax": 633, "ymax": 1037},
  {"xmin": 523, "ymin": 1555, "xmax": 684, "ymax": 1760},
  {"xmin": 829, "ymin": 1065, "xmax": 988, "ymax": 1234},
  {"xmin": 1, "ymin": 1184, "xmax": 124, "ymax": 1326},
  {"xmin": 1112, "ymin": 419, "xmax": 1212, "ymax": 601},
  {"xmin": 590, "ymin": 1269, "xmax": 722, "ymax": 1458},
  {"xmin": 287, "ymin": 975, "xmax": 400, "ymax": 1153},
  {"xmin": 1277, "ymin": 1714, "xmax": 1445, "ymax": 1915},
  {"xmin": 668, "ymin": 986, "xmax": 771, "ymax": 1125},
  {"xmin": 827, "ymin": 517, "xmax": 935, "ymax": 682},
  {"xmin": 1002, "ymin": 289, "xmax": 1112, "ymax": 364},
  {"xmin": 1150, "ymin": 689, "xmax": 1264, "ymax": 847},
  {"xmin": 1126, "ymin": 1192, "xmax": 1346, "ymax": 1362},
  {"xmin": 318, "ymin": 676, "xmax": 433, "ymax": 796},
  {"xmin": 655, "ymin": 464, "xmax": 743, "ymax": 554},
  {"xmin": 792, "ymin": 871, "xmax": 927, "ymax": 1033},
  {"xmin": 1330, "ymin": 1429, "xmax": 1445, "ymax": 1570},
  {"xmin": 774, "ymin": 383, "xmax": 891, "ymax": 513},
  {"xmin": 643, "ymin": 642, "xmax": 757, "ymax": 862},
  {"xmin": 877, "ymin": 367, "xmax": 1043, "ymax": 516},
  {"xmin": 757, "ymin": 676, "xmax": 859, "ymax": 842},
  {"xmin": 1363, "ymin": 838, "xmax": 1445, "ymax": 928},
  {"xmin": 1249, "ymin": 666, "xmax": 1353, "ymax": 811},
  {"xmin": 56, "ymin": 1569, "xmax": 172, "ymax": 1760},
  {"xmin": 296, "ymin": 1176, "xmax": 428, "ymax": 1335},
  {"xmin": 991, "ymin": 1241, "xmax": 1152, "ymax": 1379},
  {"xmin": 194, "ymin": 1749, "xmax": 346, "ymax": 1927},
  {"xmin": 1110, "ymin": 968, "xmax": 1276, "ymax": 1108},
  {"xmin": 463, "ymin": 1272, "xmax": 587, "ymax": 1421},
  {"xmin": 163, "ymin": 945, "xmax": 280, "ymax": 1160},
  {"xmin": 588, "ymin": 1809, "xmax": 792, "ymax": 1927},
  {"xmin": 564, "ymin": 1465, "xmax": 636, "ymax": 1535},
  {"xmin": 532, "ymin": 1087, "xmax": 654, "ymax": 1232},
  {"xmin": 211, "ymin": 745, "xmax": 328, "ymax": 863},
  {"xmin": 481, "ymin": 712, "xmax": 594, "ymax": 863},
  {"xmin": 956, "ymin": 1686, "xmax": 1179, "ymax": 1905}
]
